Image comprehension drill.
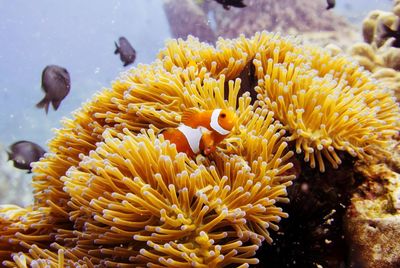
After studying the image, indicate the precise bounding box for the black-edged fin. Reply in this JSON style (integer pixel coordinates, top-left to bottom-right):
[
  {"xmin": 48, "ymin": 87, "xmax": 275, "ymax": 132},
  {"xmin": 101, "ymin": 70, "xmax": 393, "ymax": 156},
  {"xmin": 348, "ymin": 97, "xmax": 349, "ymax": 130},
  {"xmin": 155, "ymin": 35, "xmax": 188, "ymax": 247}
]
[
  {"xmin": 36, "ymin": 96, "xmax": 50, "ymax": 114},
  {"xmin": 114, "ymin": 42, "xmax": 120, "ymax": 54},
  {"xmin": 181, "ymin": 109, "xmax": 198, "ymax": 125},
  {"xmin": 52, "ymin": 99, "xmax": 62, "ymax": 110}
]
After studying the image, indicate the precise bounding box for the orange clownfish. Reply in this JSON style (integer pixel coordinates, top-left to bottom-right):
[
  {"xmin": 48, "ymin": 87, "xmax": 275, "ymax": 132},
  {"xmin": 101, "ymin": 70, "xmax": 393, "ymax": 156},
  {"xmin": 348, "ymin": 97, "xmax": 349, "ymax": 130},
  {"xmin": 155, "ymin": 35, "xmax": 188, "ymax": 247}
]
[
  {"xmin": 161, "ymin": 109, "xmax": 237, "ymax": 157},
  {"xmin": 181, "ymin": 108, "xmax": 237, "ymax": 144}
]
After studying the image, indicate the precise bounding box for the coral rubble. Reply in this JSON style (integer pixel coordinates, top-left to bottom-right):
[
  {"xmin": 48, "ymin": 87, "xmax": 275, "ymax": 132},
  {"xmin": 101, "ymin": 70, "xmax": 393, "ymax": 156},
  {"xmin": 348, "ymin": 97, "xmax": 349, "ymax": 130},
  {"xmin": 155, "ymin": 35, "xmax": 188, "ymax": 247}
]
[{"xmin": 0, "ymin": 32, "xmax": 399, "ymax": 267}]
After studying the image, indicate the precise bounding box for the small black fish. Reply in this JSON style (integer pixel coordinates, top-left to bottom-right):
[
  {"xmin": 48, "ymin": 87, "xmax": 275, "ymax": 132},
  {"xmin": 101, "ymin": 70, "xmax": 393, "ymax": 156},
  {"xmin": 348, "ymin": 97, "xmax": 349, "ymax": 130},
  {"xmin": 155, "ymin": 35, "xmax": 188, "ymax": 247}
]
[
  {"xmin": 326, "ymin": 0, "xmax": 335, "ymax": 10},
  {"xmin": 215, "ymin": 0, "xmax": 246, "ymax": 10},
  {"xmin": 381, "ymin": 24, "xmax": 400, "ymax": 48},
  {"xmin": 114, "ymin": 37, "xmax": 136, "ymax": 67},
  {"xmin": 8, "ymin": 141, "xmax": 46, "ymax": 172},
  {"xmin": 36, "ymin": 65, "xmax": 71, "ymax": 114}
]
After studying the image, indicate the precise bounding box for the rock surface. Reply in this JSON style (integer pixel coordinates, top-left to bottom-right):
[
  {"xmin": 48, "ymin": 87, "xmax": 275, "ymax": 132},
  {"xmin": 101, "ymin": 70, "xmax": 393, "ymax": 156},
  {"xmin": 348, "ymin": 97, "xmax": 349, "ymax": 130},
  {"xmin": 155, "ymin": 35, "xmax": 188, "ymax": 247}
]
[{"xmin": 345, "ymin": 142, "xmax": 400, "ymax": 268}]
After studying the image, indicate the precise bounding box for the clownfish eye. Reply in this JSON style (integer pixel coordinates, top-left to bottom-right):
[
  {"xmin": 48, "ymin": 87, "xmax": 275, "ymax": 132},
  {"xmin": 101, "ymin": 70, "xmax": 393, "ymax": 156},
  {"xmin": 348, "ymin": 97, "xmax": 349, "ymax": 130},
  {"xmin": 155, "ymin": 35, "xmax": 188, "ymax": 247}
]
[{"xmin": 220, "ymin": 112, "xmax": 226, "ymax": 118}]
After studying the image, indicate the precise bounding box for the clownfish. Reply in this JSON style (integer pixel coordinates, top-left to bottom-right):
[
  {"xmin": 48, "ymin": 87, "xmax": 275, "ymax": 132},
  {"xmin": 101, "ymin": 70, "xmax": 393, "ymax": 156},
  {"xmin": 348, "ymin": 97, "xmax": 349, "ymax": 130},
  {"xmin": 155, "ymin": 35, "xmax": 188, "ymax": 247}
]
[{"xmin": 161, "ymin": 108, "xmax": 237, "ymax": 157}]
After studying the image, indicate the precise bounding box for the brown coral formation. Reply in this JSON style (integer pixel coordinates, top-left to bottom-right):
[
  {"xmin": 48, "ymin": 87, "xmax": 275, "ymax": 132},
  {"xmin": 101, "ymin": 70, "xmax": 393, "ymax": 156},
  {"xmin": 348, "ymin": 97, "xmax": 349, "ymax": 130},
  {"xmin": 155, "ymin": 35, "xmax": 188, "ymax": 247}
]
[
  {"xmin": 345, "ymin": 142, "xmax": 400, "ymax": 268},
  {"xmin": 349, "ymin": 0, "xmax": 400, "ymax": 100}
]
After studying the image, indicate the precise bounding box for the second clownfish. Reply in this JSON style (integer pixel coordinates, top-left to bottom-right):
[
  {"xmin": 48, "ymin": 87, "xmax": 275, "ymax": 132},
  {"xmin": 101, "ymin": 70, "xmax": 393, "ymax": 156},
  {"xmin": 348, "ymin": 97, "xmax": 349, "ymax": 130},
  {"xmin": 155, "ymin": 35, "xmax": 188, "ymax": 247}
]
[{"xmin": 161, "ymin": 108, "xmax": 237, "ymax": 157}]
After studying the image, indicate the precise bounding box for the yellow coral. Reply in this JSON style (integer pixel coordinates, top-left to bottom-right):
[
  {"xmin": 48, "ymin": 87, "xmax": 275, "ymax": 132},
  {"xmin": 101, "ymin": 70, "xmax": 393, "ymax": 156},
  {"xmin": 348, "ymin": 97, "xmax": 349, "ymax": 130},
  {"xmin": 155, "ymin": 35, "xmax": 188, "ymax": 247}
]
[{"xmin": 0, "ymin": 31, "xmax": 398, "ymax": 267}]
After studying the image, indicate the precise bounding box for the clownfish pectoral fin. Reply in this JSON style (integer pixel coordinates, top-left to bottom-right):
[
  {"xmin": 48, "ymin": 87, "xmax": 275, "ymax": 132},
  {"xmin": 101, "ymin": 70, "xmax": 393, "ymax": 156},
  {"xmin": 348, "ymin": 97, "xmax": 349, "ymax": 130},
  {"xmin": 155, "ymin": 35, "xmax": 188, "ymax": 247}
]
[
  {"xmin": 200, "ymin": 130, "xmax": 216, "ymax": 156},
  {"xmin": 181, "ymin": 109, "xmax": 199, "ymax": 125}
]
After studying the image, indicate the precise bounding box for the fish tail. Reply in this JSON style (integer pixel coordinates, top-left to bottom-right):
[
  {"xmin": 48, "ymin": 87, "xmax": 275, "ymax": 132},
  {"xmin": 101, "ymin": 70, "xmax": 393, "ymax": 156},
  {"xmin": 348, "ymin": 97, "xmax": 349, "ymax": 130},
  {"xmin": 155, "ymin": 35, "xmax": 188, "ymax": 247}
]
[
  {"xmin": 52, "ymin": 100, "xmax": 62, "ymax": 110},
  {"xmin": 36, "ymin": 96, "xmax": 50, "ymax": 114},
  {"xmin": 114, "ymin": 42, "xmax": 119, "ymax": 54}
]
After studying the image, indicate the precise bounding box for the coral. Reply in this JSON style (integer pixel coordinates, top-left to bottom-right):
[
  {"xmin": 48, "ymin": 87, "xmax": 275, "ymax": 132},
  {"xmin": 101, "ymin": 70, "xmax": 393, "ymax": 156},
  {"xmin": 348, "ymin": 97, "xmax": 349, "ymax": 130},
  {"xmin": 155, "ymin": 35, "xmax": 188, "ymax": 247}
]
[
  {"xmin": 0, "ymin": 32, "xmax": 398, "ymax": 267},
  {"xmin": 162, "ymin": 0, "xmax": 359, "ymax": 50},
  {"xmin": 208, "ymin": 0, "xmax": 350, "ymax": 39},
  {"xmin": 346, "ymin": 216, "xmax": 400, "ymax": 268},
  {"xmin": 163, "ymin": 0, "xmax": 216, "ymax": 43},
  {"xmin": 350, "ymin": 0, "xmax": 400, "ymax": 100},
  {"xmin": 345, "ymin": 141, "xmax": 400, "ymax": 268}
]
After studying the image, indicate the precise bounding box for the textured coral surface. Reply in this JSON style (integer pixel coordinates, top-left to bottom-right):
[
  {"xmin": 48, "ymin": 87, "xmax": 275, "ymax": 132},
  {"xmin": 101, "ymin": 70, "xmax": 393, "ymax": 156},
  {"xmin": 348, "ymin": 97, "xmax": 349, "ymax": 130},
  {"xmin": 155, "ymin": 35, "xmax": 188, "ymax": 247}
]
[
  {"xmin": 0, "ymin": 32, "xmax": 399, "ymax": 267},
  {"xmin": 345, "ymin": 142, "xmax": 400, "ymax": 268},
  {"xmin": 350, "ymin": 0, "xmax": 400, "ymax": 101}
]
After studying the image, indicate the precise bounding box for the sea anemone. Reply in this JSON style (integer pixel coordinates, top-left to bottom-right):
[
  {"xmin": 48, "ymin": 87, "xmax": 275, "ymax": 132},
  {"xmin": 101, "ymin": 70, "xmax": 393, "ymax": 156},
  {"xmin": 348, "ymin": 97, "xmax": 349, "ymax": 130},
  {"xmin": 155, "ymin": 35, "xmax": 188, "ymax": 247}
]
[
  {"xmin": 252, "ymin": 35, "xmax": 399, "ymax": 172},
  {"xmin": 0, "ymin": 33, "xmax": 295, "ymax": 267},
  {"xmin": 0, "ymin": 31, "xmax": 398, "ymax": 267}
]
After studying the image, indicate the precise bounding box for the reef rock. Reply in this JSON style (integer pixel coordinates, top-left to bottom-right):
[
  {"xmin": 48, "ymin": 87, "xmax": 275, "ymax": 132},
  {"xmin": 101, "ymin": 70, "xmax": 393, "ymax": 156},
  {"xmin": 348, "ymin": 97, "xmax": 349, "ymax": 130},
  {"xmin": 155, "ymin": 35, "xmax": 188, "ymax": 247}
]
[
  {"xmin": 345, "ymin": 142, "xmax": 400, "ymax": 268},
  {"xmin": 163, "ymin": 0, "xmax": 359, "ymax": 50}
]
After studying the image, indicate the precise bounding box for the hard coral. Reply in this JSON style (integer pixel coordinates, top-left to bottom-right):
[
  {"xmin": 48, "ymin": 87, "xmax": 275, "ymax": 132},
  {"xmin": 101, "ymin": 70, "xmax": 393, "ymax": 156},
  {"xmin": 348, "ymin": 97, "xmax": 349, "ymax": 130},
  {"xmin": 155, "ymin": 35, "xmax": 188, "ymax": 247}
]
[
  {"xmin": 350, "ymin": 0, "xmax": 400, "ymax": 100},
  {"xmin": 0, "ymin": 31, "xmax": 398, "ymax": 267},
  {"xmin": 345, "ymin": 142, "xmax": 400, "ymax": 268}
]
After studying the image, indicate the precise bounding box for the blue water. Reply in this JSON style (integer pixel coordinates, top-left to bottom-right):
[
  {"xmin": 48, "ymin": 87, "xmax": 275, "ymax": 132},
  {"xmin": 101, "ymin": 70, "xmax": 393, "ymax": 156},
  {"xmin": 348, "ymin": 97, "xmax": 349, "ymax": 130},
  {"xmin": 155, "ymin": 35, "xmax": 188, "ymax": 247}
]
[{"xmin": 0, "ymin": 0, "xmax": 170, "ymax": 148}]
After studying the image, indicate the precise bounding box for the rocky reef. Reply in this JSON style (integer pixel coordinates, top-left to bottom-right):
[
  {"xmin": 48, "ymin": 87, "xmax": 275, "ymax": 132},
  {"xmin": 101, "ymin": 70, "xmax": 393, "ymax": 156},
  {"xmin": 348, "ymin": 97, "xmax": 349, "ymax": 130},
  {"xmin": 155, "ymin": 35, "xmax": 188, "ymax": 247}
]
[
  {"xmin": 162, "ymin": 0, "xmax": 360, "ymax": 50},
  {"xmin": 345, "ymin": 142, "xmax": 400, "ymax": 268}
]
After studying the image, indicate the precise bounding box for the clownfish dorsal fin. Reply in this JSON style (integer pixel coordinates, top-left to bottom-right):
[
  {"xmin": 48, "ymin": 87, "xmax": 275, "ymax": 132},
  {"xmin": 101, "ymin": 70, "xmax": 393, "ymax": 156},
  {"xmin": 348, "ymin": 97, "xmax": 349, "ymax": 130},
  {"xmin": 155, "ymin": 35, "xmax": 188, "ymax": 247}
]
[{"xmin": 181, "ymin": 109, "xmax": 199, "ymax": 127}]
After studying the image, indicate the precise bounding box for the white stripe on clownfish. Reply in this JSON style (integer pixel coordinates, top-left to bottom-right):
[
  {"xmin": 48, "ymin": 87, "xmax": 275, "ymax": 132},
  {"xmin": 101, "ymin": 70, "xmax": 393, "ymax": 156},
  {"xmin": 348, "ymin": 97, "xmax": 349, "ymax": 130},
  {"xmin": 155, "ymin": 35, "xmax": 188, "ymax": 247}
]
[
  {"xmin": 210, "ymin": 109, "xmax": 231, "ymax": 135},
  {"xmin": 177, "ymin": 124, "xmax": 208, "ymax": 154}
]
